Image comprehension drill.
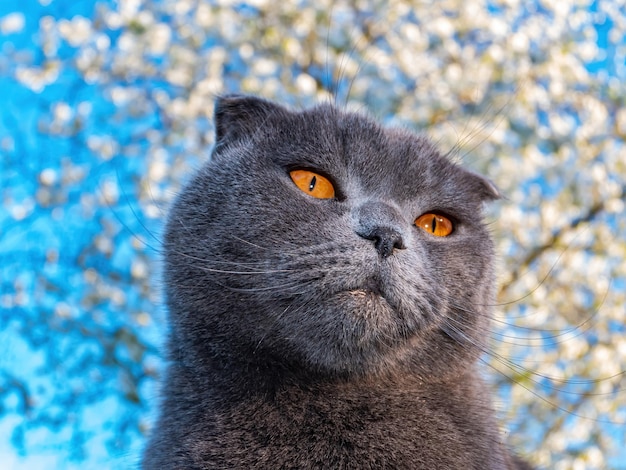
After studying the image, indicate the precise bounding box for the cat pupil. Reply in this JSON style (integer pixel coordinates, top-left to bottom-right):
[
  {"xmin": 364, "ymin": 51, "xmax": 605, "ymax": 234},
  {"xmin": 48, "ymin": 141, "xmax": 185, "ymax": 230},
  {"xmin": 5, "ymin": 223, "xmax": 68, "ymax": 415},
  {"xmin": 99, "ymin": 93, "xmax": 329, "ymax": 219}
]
[
  {"xmin": 431, "ymin": 216, "xmax": 437, "ymax": 233},
  {"xmin": 309, "ymin": 175, "xmax": 317, "ymax": 192}
]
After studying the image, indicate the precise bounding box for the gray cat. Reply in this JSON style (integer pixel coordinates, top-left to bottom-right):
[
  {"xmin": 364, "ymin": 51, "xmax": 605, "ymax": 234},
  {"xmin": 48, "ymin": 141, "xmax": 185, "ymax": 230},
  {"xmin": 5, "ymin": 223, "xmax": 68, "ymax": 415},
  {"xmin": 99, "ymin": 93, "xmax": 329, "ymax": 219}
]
[{"xmin": 143, "ymin": 95, "xmax": 531, "ymax": 469}]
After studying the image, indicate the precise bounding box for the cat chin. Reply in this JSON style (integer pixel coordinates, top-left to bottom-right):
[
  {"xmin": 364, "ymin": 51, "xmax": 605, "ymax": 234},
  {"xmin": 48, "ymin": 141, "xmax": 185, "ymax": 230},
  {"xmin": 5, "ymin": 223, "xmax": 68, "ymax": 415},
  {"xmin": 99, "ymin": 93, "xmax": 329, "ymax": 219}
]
[
  {"xmin": 344, "ymin": 288, "xmax": 386, "ymax": 301},
  {"xmin": 274, "ymin": 291, "xmax": 435, "ymax": 376}
]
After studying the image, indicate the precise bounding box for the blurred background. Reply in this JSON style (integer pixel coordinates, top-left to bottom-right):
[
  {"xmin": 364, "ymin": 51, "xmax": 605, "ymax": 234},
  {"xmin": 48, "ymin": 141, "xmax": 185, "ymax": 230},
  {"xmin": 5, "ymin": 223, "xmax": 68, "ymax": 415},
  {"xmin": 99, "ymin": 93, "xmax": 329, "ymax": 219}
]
[{"xmin": 1, "ymin": 0, "xmax": 625, "ymax": 468}]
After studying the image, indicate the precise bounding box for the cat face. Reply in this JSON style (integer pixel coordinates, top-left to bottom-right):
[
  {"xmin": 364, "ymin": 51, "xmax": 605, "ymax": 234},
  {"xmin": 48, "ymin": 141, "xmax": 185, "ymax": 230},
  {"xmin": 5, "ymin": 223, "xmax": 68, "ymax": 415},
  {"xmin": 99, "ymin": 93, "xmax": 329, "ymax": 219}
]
[{"xmin": 164, "ymin": 95, "xmax": 500, "ymax": 379}]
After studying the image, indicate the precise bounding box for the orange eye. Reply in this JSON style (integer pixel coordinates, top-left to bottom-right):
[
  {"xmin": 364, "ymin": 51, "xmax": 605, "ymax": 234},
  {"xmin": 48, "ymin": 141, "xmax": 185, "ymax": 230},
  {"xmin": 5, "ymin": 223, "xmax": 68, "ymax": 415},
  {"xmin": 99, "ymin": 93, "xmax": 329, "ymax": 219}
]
[
  {"xmin": 289, "ymin": 170, "xmax": 335, "ymax": 199},
  {"xmin": 415, "ymin": 213, "xmax": 454, "ymax": 237}
]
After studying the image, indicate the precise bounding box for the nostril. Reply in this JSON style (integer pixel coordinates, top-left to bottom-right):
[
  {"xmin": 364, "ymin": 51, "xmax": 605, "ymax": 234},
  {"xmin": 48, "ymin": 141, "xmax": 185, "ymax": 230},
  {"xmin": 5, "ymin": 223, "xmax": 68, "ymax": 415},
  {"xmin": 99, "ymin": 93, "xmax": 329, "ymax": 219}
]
[{"xmin": 362, "ymin": 227, "xmax": 405, "ymax": 258}]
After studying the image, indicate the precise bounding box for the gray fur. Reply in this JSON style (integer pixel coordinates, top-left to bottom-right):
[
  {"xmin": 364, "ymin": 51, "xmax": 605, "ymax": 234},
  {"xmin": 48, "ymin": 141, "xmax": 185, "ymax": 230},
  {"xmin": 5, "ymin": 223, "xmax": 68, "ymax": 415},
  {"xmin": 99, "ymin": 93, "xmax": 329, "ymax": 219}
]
[{"xmin": 143, "ymin": 95, "xmax": 531, "ymax": 469}]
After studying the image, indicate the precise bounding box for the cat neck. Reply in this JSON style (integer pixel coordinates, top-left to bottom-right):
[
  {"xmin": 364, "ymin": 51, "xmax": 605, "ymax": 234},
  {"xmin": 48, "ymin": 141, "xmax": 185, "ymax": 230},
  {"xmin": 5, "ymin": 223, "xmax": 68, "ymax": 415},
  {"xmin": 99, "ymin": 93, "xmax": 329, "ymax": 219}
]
[{"xmin": 168, "ymin": 334, "xmax": 479, "ymax": 402}]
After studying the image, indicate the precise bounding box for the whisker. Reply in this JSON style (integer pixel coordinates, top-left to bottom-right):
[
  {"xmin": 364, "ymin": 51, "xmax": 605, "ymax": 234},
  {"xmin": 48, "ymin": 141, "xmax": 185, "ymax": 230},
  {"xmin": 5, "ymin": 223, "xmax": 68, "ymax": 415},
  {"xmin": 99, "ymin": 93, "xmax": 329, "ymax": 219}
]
[{"xmin": 442, "ymin": 315, "xmax": 626, "ymax": 398}]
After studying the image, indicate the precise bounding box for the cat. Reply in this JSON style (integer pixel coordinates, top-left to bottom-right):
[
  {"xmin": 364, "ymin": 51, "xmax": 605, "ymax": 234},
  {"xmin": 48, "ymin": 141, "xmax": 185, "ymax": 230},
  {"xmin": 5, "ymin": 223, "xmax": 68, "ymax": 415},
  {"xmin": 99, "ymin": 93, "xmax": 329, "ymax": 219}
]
[{"xmin": 142, "ymin": 94, "xmax": 532, "ymax": 469}]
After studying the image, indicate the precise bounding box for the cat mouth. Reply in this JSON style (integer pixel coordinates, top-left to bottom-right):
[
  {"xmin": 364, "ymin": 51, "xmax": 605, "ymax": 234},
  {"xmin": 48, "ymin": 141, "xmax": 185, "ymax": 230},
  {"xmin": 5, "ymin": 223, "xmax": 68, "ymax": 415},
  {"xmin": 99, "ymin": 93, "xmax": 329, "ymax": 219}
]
[{"xmin": 348, "ymin": 277, "xmax": 384, "ymax": 298}]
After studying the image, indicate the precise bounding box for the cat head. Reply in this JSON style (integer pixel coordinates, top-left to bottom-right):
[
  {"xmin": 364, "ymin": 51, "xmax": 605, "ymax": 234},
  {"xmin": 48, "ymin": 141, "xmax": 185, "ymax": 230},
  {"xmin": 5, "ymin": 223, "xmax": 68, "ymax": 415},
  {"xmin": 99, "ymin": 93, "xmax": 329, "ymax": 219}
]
[{"xmin": 164, "ymin": 95, "xmax": 500, "ymax": 380}]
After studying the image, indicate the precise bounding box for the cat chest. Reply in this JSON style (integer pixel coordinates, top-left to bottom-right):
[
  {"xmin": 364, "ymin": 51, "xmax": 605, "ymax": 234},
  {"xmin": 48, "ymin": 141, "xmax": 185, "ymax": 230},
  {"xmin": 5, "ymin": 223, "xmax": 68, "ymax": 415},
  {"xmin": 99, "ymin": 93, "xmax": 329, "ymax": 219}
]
[{"xmin": 192, "ymin": 394, "xmax": 497, "ymax": 469}]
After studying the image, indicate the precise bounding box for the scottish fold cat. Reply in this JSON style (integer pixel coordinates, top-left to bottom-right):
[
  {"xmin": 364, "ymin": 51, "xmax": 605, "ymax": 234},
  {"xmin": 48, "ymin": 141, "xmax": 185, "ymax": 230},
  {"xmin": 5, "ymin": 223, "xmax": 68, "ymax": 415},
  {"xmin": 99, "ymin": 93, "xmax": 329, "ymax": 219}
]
[{"xmin": 143, "ymin": 95, "xmax": 531, "ymax": 469}]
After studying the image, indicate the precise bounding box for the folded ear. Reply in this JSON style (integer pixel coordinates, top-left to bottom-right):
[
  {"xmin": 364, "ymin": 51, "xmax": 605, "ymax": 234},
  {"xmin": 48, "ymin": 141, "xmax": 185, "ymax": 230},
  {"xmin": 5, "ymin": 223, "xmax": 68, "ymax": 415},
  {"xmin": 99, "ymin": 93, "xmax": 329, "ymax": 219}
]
[
  {"xmin": 463, "ymin": 168, "xmax": 502, "ymax": 202},
  {"xmin": 214, "ymin": 94, "xmax": 287, "ymax": 151},
  {"xmin": 477, "ymin": 173, "xmax": 502, "ymax": 201}
]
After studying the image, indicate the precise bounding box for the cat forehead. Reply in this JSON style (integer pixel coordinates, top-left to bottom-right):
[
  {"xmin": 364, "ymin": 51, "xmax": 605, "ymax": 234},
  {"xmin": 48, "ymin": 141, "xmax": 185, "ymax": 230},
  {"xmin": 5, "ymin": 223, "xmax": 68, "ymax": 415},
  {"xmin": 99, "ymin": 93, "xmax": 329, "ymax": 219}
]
[{"xmin": 261, "ymin": 105, "xmax": 443, "ymax": 172}]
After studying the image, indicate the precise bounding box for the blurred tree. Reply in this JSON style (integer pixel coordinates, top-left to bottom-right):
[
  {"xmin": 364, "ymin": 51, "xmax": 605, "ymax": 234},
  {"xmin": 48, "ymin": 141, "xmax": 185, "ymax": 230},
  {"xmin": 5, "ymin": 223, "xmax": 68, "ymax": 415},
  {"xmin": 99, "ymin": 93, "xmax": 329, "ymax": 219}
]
[{"xmin": 0, "ymin": 0, "xmax": 625, "ymax": 468}]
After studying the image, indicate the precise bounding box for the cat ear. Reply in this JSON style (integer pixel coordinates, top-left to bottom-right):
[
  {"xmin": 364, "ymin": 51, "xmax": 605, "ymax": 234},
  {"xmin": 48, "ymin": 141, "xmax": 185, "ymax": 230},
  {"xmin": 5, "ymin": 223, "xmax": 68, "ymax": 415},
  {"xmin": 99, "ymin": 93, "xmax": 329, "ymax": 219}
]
[
  {"xmin": 464, "ymin": 169, "xmax": 502, "ymax": 202},
  {"xmin": 213, "ymin": 94, "xmax": 286, "ymax": 150},
  {"xmin": 479, "ymin": 175, "xmax": 502, "ymax": 201}
]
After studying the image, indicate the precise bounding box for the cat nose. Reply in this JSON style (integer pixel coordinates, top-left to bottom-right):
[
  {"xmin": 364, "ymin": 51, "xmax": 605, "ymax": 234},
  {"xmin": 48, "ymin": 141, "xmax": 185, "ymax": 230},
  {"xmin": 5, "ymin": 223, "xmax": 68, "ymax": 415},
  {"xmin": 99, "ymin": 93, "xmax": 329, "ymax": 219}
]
[
  {"xmin": 359, "ymin": 226, "xmax": 405, "ymax": 258},
  {"xmin": 355, "ymin": 202, "xmax": 407, "ymax": 258}
]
